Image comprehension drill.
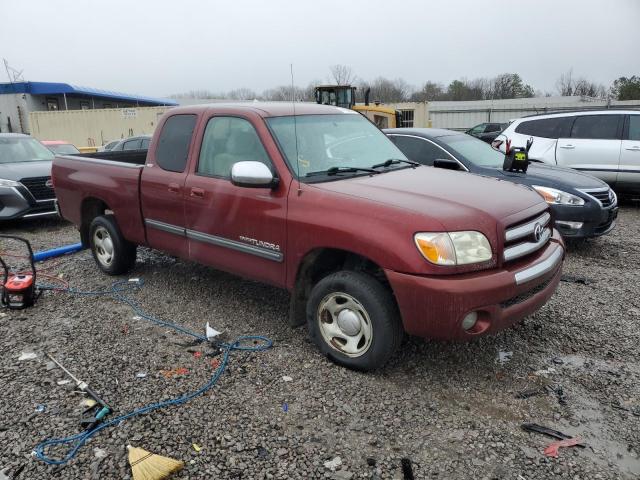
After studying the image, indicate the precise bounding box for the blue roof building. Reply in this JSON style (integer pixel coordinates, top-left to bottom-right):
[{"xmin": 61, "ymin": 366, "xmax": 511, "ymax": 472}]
[{"xmin": 0, "ymin": 81, "xmax": 177, "ymax": 134}]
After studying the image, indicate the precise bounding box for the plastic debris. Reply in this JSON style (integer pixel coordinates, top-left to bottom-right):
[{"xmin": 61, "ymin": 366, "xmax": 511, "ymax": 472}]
[
  {"xmin": 257, "ymin": 446, "xmax": 268, "ymax": 458},
  {"xmin": 93, "ymin": 447, "xmax": 108, "ymax": 459},
  {"xmin": 81, "ymin": 398, "xmax": 98, "ymax": 409},
  {"xmin": 193, "ymin": 351, "xmax": 202, "ymax": 359},
  {"xmin": 136, "ymin": 372, "xmax": 147, "ymax": 379},
  {"xmin": 324, "ymin": 456, "xmax": 342, "ymax": 471},
  {"xmin": 160, "ymin": 367, "xmax": 189, "ymax": 379},
  {"xmin": 515, "ymin": 388, "xmax": 544, "ymax": 399},
  {"xmin": 210, "ymin": 359, "xmax": 221, "ymax": 370},
  {"xmin": 282, "ymin": 403, "xmax": 288, "ymax": 412},
  {"xmin": 192, "ymin": 443, "xmax": 202, "ymax": 453},
  {"xmin": 35, "ymin": 404, "xmax": 46, "ymax": 413},
  {"xmin": 282, "ymin": 376, "xmax": 293, "ymax": 382},
  {"xmin": 521, "ymin": 423, "xmax": 585, "ymax": 448},
  {"xmin": 533, "ymin": 367, "xmax": 556, "ymax": 377},
  {"xmin": 498, "ymin": 351, "xmax": 513, "ymax": 364},
  {"xmin": 57, "ymin": 379, "xmax": 71, "ymax": 386},
  {"xmin": 544, "ymin": 437, "xmax": 583, "ymax": 458},
  {"xmin": 18, "ymin": 352, "xmax": 37, "ymax": 361},
  {"xmin": 205, "ymin": 322, "xmax": 222, "ymax": 340},
  {"xmin": 560, "ymin": 274, "xmax": 593, "ymax": 285}
]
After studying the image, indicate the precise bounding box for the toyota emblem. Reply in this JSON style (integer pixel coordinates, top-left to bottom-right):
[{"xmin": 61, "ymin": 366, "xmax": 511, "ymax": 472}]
[
  {"xmin": 533, "ymin": 223, "xmax": 543, "ymax": 242},
  {"xmin": 45, "ymin": 179, "xmax": 53, "ymax": 188}
]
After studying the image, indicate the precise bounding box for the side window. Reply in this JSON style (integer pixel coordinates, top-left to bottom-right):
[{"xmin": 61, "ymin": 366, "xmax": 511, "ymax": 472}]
[
  {"xmin": 123, "ymin": 139, "xmax": 141, "ymax": 150},
  {"xmin": 197, "ymin": 116, "xmax": 271, "ymax": 178},
  {"xmin": 140, "ymin": 138, "xmax": 150, "ymax": 149},
  {"xmin": 155, "ymin": 114, "xmax": 197, "ymax": 173},
  {"xmin": 571, "ymin": 115, "xmax": 622, "ymax": 140},
  {"xmin": 626, "ymin": 115, "xmax": 640, "ymax": 141},
  {"xmin": 391, "ymin": 136, "xmax": 452, "ymax": 166},
  {"xmin": 485, "ymin": 124, "xmax": 499, "ymax": 133},
  {"xmin": 515, "ymin": 117, "xmax": 573, "ymax": 139},
  {"xmin": 469, "ymin": 125, "xmax": 484, "ymax": 135}
]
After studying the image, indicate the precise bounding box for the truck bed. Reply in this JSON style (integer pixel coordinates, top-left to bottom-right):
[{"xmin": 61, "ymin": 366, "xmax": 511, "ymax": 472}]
[{"xmin": 52, "ymin": 153, "xmax": 147, "ymax": 246}]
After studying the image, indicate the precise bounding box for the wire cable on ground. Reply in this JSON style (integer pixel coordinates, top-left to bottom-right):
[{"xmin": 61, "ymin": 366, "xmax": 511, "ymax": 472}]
[{"xmin": 32, "ymin": 278, "xmax": 272, "ymax": 465}]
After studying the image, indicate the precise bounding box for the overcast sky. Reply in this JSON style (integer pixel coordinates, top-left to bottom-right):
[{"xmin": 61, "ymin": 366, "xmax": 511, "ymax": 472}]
[{"xmin": 1, "ymin": 0, "xmax": 638, "ymax": 98}]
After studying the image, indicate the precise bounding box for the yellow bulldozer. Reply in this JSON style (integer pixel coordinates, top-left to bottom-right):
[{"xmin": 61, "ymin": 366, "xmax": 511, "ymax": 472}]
[{"xmin": 314, "ymin": 85, "xmax": 402, "ymax": 129}]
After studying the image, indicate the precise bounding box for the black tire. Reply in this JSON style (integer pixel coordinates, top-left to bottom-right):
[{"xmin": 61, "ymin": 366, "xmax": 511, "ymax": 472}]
[
  {"xmin": 89, "ymin": 215, "xmax": 137, "ymax": 275},
  {"xmin": 307, "ymin": 270, "xmax": 403, "ymax": 371}
]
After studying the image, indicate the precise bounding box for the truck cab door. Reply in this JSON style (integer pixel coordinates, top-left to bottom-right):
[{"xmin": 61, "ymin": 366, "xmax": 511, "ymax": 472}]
[
  {"xmin": 556, "ymin": 114, "xmax": 623, "ymax": 186},
  {"xmin": 183, "ymin": 114, "xmax": 287, "ymax": 287},
  {"xmin": 140, "ymin": 114, "xmax": 198, "ymax": 258}
]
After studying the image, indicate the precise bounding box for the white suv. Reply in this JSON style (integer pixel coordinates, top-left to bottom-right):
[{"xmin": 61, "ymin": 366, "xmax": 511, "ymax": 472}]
[{"xmin": 494, "ymin": 110, "xmax": 640, "ymax": 194}]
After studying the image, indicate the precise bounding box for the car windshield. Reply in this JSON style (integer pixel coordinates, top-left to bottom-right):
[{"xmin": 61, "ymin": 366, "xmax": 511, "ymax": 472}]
[
  {"xmin": 266, "ymin": 113, "xmax": 409, "ymax": 180},
  {"xmin": 0, "ymin": 137, "xmax": 55, "ymax": 164},
  {"xmin": 48, "ymin": 144, "xmax": 80, "ymax": 155},
  {"xmin": 438, "ymin": 134, "xmax": 504, "ymax": 168}
]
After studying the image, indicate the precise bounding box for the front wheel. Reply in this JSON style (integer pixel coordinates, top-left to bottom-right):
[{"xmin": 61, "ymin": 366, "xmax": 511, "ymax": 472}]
[
  {"xmin": 307, "ymin": 270, "xmax": 403, "ymax": 371},
  {"xmin": 89, "ymin": 215, "xmax": 137, "ymax": 275}
]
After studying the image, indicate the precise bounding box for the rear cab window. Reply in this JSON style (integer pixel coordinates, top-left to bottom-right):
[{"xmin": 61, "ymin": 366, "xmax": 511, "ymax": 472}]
[
  {"xmin": 515, "ymin": 117, "xmax": 573, "ymax": 139},
  {"xmin": 155, "ymin": 114, "xmax": 197, "ymax": 172},
  {"xmin": 626, "ymin": 115, "xmax": 640, "ymax": 141}
]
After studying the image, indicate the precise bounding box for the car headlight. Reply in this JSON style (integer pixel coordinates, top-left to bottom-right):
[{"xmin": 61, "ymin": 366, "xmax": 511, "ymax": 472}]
[
  {"xmin": 532, "ymin": 186, "xmax": 584, "ymax": 206},
  {"xmin": 0, "ymin": 179, "xmax": 20, "ymax": 188},
  {"xmin": 414, "ymin": 231, "xmax": 492, "ymax": 266}
]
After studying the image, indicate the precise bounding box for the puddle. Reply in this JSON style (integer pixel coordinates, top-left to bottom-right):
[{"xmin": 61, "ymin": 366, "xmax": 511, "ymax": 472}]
[{"xmin": 561, "ymin": 391, "xmax": 640, "ymax": 476}]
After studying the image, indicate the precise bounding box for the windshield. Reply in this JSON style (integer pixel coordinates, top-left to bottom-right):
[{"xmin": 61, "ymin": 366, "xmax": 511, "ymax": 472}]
[
  {"xmin": 438, "ymin": 134, "xmax": 504, "ymax": 168},
  {"xmin": 0, "ymin": 137, "xmax": 55, "ymax": 164},
  {"xmin": 266, "ymin": 113, "xmax": 408, "ymax": 180},
  {"xmin": 48, "ymin": 143, "xmax": 80, "ymax": 155}
]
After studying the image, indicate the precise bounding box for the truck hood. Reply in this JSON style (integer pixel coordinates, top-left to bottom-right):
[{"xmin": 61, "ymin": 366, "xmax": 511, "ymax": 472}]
[
  {"xmin": 0, "ymin": 161, "xmax": 52, "ymax": 181},
  {"xmin": 497, "ymin": 163, "xmax": 607, "ymax": 190},
  {"xmin": 312, "ymin": 166, "xmax": 546, "ymax": 230}
]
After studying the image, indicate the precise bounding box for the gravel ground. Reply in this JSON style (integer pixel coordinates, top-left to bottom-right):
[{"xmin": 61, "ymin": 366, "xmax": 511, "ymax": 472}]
[{"xmin": 0, "ymin": 203, "xmax": 639, "ymax": 479}]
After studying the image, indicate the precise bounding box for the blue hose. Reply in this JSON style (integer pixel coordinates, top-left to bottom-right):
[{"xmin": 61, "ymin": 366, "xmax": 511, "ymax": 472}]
[
  {"xmin": 33, "ymin": 279, "xmax": 272, "ymax": 465},
  {"xmin": 33, "ymin": 242, "xmax": 84, "ymax": 262}
]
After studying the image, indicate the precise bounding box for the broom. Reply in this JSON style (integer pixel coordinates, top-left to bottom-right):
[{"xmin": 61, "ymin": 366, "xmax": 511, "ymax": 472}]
[{"xmin": 127, "ymin": 445, "xmax": 184, "ymax": 480}]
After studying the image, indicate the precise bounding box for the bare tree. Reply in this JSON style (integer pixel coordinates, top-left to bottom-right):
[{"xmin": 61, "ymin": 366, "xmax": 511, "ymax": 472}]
[
  {"xmin": 262, "ymin": 85, "xmax": 306, "ymax": 102},
  {"xmin": 329, "ymin": 65, "xmax": 356, "ymax": 86},
  {"xmin": 409, "ymin": 81, "xmax": 445, "ymax": 102},
  {"xmin": 556, "ymin": 69, "xmax": 575, "ymax": 96},
  {"xmin": 556, "ymin": 69, "xmax": 605, "ymax": 97},
  {"xmin": 227, "ymin": 88, "xmax": 257, "ymax": 101}
]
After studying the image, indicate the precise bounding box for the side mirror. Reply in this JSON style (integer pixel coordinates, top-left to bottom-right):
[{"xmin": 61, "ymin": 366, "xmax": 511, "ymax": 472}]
[
  {"xmin": 433, "ymin": 158, "xmax": 461, "ymax": 171},
  {"xmin": 231, "ymin": 161, "xmax": 279, "ymax": 188}
]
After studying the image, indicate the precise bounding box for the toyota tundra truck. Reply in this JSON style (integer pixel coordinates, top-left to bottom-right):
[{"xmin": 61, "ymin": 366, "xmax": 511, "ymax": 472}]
[{"xmin": 52, "ymin": 103, "xmax": 564, "ymax": 370}]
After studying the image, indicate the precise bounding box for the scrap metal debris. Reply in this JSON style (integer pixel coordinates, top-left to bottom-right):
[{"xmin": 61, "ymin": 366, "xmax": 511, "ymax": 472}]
[
  {"xmin": 521, "ymin": 423, "xmax": 586, "ymax": 448},
  {"xmin": 160, "ymin": 367, "xmax": 189, "ymax": 379},
  {"xmin": 560, "ymin": 274, "xmax": 594, "ymax": 285}
]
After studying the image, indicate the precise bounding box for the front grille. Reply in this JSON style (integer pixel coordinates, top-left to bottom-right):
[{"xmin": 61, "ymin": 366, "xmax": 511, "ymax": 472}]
[
  {"xmin": 503, "ymin": 211, "xmax": 551, "ymax": 263},
  {"xmin": 20, "ymin": 176, "xmax": 55, "ymax": 201},
  {"xmin": 582, "ymin": 188, "xmax": 616, "ymax": 208}
]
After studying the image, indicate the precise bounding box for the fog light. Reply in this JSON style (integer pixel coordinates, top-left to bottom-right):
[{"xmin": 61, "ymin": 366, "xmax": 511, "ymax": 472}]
[
  {"xmin": 555, "ymin": 220, "xmax": 583, "ymax": 230},
  {"xmin": 462, "ymin": 312, "xmax": 478, "ymax": 331}
]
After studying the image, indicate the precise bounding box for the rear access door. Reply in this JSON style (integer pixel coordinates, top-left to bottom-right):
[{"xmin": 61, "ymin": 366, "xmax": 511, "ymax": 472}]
[
  {"xmin": 183, "ymin": 113, "xmax": 287, "ymax": 287},
  {"xmin": 140, "ymin": 114, "xmax": 198, "ymax": 258},
  {"xmin": 556, "ymin": 114, "xmax": 623, "ymax": 186},
  {"xmin": 618, "ymin": 114, "xmax": 640, "ymax": 193}
]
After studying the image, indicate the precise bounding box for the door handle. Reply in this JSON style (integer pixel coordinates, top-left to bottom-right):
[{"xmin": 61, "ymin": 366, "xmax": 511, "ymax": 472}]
[
  {"xmin": 168, "ymin": 183, "xmax": 180, "ymax": 193},
  {"xmin": 625, "ymin": 146, "xmax": 640, "ymax": 151},
  {"xmin": 190, "ymin": 187, "xmax": 205, "ymax": 198},
  {"xmin": 559, "ymin": 144, "xmax": 575, "ymax": 149}
]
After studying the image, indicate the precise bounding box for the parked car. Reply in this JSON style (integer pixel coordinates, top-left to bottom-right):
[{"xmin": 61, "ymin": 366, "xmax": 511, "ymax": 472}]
[
  {"xmin": 494, "ymin": 110, "xmax": 640, "ymax": 194},
  {"xmin": 97, "ymin": 139, "xmax": 121, "ymax": 152},
  {"xmin": 110, "ymin": 134, "xmax": 152, "ymax": 151},
  {"xmin": 385, "ymin": 128, "xmax": 618, "ymax": 238},
  {"xmin": 53, "ymin": 103, "xmax": 564, "ymax": 370},
  {"xmin": 466, "ymin": 122, "xmax": 508, "ymax": 143},
  {"xmin": 0, "ymin": 133, "xmax": 57, "ymax": 220},
  {"xmin": 41, "ymin": 140, "xmax": 81, "ymax": 155}
]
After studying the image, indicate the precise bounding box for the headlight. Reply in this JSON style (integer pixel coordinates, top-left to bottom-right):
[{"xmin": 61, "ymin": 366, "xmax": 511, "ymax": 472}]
[
  {"xmin": 414, "ymin": 231, "xmax": 492, "ymax": 266},
  {"xmin": 0, "ymin": 179, "xmax": 20, "ymax": 187},
  {"xmin": 532, "ymin": 186, "xmax": 584, "ymax": 206}
]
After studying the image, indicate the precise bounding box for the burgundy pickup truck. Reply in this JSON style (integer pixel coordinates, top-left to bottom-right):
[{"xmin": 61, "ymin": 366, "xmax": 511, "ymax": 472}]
[{"xmin": 53, "ymin": 103, "xmax": 564, "ymax": 370}]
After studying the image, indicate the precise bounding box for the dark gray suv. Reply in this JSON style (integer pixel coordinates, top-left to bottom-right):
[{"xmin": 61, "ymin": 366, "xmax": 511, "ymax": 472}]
[{"xmin": 0, "ymin": 134, "xmax": 57, "ymax": 220}]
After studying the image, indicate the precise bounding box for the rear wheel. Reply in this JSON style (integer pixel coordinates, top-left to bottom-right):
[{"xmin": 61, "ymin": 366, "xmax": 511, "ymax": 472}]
[
  {"xmin": 307, "ymin": 270, "xmax": 402, "ymax": 371},
  {"xmin": 89, "ymin": 215, "xmax": 136, "ymax": 275}
]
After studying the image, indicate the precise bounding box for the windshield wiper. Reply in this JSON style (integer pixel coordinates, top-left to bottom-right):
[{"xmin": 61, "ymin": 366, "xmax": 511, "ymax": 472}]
[
  {"xmin": 305, "ymin": 166, "xmax": 381, "ymax": 177},
  {"xmin": 371, "ymin": 158, "xmax": 420, "ymax": 169}
]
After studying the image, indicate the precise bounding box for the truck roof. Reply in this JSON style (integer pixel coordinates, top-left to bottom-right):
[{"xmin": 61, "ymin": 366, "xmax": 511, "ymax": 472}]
[{"xmin": 167, "ymin": 102, "xmax": 354, "ymax": 117}]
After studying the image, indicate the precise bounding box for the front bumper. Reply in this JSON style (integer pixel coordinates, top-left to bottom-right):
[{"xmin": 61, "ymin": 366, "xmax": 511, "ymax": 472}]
[
  {"xmin": 0, "ymin": 185, "xmax": 57, "ymax": 220},
  {"xmin": 386, "ymin": 230, "xmax": 564, "ymax": 340},
  {"xmin": 552, "ymin": 202, "xmax": 618, "ymax": 238}
]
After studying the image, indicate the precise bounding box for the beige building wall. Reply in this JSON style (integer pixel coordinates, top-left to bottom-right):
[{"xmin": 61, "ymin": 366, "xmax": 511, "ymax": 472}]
[
  {"xmin": 29, "ymin": 106, "xmax": 173, "ymax": 147},
  {"xmin": 385, "ymin": 102, "xmax": 430, "ymax": 127}
]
